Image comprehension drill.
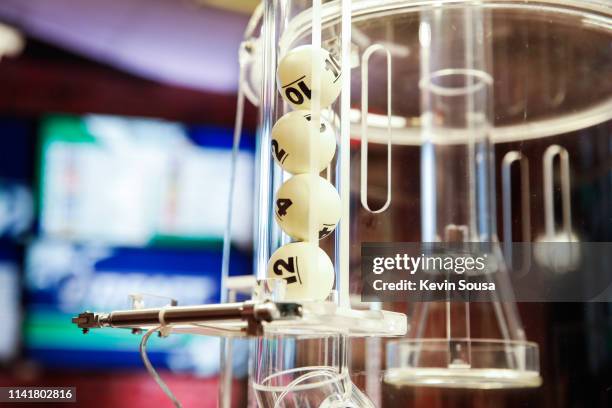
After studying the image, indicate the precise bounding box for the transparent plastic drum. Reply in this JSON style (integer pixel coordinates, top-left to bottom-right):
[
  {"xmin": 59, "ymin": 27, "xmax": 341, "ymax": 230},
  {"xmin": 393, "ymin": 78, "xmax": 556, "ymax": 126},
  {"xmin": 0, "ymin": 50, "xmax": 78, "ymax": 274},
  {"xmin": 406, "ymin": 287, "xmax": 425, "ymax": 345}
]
[{"xmin": 251, "ymin": 0, "xmax": 611, "ymax": 400}]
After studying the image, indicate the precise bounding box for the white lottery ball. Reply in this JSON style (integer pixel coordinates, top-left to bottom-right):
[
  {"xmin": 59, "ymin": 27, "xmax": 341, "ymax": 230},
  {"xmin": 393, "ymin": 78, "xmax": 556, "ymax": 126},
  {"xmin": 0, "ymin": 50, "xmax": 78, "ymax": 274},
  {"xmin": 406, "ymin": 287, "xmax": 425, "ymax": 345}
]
[
  {"xmin": 277, "ymin": 45, "xmax": 342, "ymax": 110},
  {"xmin": 271, "ymin": 110, "xmax": 336, "ymax": 174},
  {"xmin": 267, "ymin": 242, "xmax": 334, "ymax": 301},
  {"xmin": 275, "ymin": 174, "xmax": 341, "ymax": 241}
]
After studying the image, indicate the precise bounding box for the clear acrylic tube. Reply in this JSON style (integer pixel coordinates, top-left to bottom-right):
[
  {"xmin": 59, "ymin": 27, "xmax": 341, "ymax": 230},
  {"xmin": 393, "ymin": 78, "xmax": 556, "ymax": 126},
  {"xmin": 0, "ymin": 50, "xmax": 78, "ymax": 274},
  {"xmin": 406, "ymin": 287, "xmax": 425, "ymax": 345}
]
[{"xmin": 252, "ymin": 333, "xmax": 346, "ymax": 408}]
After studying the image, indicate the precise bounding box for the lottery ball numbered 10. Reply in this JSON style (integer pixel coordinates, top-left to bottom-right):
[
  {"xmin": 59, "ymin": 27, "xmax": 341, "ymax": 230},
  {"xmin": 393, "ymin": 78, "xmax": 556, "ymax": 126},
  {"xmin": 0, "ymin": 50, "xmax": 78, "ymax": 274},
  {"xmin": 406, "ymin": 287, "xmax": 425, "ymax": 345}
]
[
  {"xmin": 271, "ymin": 110, "xmax": 336, "ymax": 174},
  {"xmin": 275, "ymin": 174, "xmax": 341, "ymax": 241},
  {"xmin": 277, "ymin": 45, "xmax": 342, "ymax": 110},
  {"xmin": 267, "ymin": 242, "xmax": 335, "ymax": 301}
]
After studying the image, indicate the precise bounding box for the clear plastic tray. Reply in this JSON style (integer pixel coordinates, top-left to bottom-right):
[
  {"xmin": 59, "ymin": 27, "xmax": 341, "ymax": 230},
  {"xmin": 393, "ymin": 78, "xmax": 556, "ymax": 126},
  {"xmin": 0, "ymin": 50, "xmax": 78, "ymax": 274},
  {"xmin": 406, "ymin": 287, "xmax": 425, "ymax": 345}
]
[{"xmin": 386, "ymin": 338, "xmax": 541, "ymax": 389}]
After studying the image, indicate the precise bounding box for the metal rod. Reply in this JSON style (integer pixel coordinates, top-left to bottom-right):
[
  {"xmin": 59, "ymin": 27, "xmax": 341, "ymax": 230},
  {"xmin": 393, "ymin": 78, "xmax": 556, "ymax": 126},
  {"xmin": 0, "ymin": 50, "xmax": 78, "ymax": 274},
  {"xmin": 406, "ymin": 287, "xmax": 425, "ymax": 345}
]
[{"xmin": 72, "ymin": 301, "xmax": 303, "ymax": 332}]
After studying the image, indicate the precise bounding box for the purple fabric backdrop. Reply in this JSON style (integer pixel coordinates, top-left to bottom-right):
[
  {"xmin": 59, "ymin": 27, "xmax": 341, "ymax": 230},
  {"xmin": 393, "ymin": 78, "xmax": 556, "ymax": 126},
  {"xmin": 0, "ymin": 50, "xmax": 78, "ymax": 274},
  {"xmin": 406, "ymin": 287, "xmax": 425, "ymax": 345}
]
[{"xmin": 0, "ymin": 0, "xmax": 250, "ymax": 92}]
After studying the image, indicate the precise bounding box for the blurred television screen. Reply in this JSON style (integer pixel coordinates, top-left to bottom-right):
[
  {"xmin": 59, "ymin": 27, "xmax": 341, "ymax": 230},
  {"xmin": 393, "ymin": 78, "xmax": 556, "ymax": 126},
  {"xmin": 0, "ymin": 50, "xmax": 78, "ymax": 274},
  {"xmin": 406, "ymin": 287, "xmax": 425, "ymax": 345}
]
[
  {"xmin": 39, "ymin": 114, "xmax": 254, "ymax": 248},
  {"xmin": 0, "ymin": 118, "xmax": 35, "ymax": 364},
  {"xmin": 23, "ymin": 239, "xmax": 251, "ymax": 372},
  {"xmin": 19, "ymin": 114, "xmax": 254, "ymax": 373}
]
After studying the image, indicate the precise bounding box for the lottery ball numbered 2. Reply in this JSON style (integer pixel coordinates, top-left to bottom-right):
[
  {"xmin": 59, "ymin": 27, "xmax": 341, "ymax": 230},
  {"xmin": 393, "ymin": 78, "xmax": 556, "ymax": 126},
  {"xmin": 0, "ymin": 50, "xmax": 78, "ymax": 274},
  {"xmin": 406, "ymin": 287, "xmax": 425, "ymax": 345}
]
[
  {"xmin": 275, "ymin": 174, "xmax": 341, "ymax": 241},
  {"xmin": 271, "ymin": 110, "xmax": 336, "ymax": 174},
  {"xmin": 267, "ymin": 242, "xmax": 334, "ymax": 301},
  {"xmin": 277, "ymin": 45, "xmax": 342, "ymax": 110}
]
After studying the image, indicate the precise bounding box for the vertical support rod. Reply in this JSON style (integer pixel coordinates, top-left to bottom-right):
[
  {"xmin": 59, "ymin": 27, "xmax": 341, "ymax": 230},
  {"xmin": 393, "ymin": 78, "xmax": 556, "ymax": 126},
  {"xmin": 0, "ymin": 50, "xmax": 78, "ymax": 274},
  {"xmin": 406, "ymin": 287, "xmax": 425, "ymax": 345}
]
[
  {"xmin": 336, "ymin": 0, "xmax": 352, "ymax": 308},
  {"xmin": 218, "ymin": 56, "xmax": 246, "ymax": 408},
  {"xmin": 255, "ymin": 0, "xmax": 280, "ymax": 279},
  {"xmin": 308, "ymin": 0, "xmax": 323, "ymax": 261}
]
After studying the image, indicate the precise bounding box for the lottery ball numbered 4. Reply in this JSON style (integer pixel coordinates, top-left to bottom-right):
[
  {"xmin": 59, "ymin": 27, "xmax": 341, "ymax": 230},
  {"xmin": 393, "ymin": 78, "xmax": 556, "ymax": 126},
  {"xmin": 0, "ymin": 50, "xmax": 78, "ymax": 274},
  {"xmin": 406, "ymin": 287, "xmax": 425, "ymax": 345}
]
[
  {"xmin": 271, "ymin": 110, "xmax": 336, "ymax": 174},
  {"xmin": 267, "ymin": 242, "xmax": 334, "ymax": 301},
  {"xmin": 275, "ymin": 174, "xmax": 341, "ymax": 241},
  {"xmin": 277, "ymin": 45, "xmax": 342, "ymax": 110}
]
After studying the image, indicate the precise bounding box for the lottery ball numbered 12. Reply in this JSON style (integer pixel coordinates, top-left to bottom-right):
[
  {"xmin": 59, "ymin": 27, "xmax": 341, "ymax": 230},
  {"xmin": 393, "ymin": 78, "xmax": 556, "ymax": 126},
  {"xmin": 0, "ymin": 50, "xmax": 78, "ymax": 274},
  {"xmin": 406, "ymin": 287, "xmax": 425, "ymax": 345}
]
[
  {"xmin": 277, "ymin": 45, "xmax": 342, "ymax": 110},
  {"xmin": 267, "ymin": 242, "xmax": 334, "ymax": 301},
  {"xmin": 271, "ymin": 110, "xmax": 336, "ymax": 174},
  {"xmin": 275, "ymin": 174, "xmax": 341, "ymax": 241}
]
